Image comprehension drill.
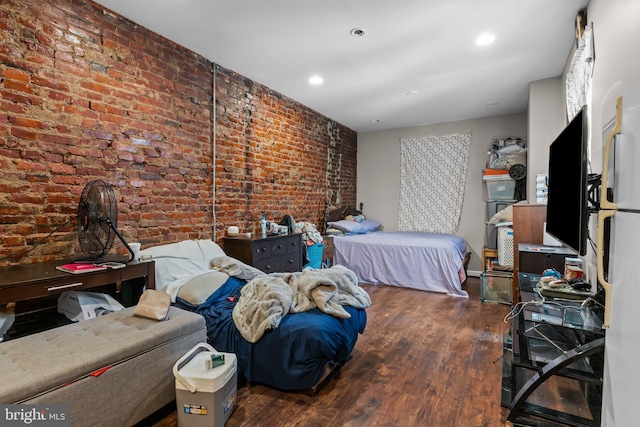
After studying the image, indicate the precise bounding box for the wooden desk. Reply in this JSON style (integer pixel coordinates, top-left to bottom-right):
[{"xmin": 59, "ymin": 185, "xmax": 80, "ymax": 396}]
[{"xmin": 0, "ymin": 260, "xmax": 155, "ymax": 305}]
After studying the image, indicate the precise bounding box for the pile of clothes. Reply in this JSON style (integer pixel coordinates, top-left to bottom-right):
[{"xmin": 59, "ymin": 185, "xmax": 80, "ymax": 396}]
[{"xmin": 295, "ymin": 221, "xmax": 323, "ymax": 246}]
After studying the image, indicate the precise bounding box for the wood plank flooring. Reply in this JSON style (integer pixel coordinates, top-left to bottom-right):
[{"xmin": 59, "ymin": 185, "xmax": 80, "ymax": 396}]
[{"xmin": 150, "ymin": 278, "xmax": 511, "ymax": 427}]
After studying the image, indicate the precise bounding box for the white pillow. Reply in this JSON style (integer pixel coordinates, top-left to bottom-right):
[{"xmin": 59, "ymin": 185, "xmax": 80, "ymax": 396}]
[
  {"xmin": 327, "ymin": 220, "xmax": 368, "ymax": 234},
  {"xmin": 487, "ymin": 201, "xmax": 528, "ymax": 226},
  {"xmin": 176, "ymin": 270, "xmax": 230, "ymax": 305}
]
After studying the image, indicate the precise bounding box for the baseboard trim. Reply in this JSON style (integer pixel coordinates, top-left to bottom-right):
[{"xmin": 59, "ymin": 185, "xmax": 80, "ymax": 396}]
[{"xmin": 467, "ymin": 270, "xmax": 482, "ymax": 278}]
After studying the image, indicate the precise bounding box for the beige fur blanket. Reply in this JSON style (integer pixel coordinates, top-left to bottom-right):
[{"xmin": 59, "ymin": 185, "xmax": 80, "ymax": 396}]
[{"xmin": 210, "ymin": 256, "xmax": 371, "ymax": 343}]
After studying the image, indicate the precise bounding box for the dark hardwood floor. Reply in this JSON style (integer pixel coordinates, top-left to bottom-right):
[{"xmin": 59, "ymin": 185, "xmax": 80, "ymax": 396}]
[{"xmin": 150, "ymin": 277, "xmax": 512, "ymax": 427}]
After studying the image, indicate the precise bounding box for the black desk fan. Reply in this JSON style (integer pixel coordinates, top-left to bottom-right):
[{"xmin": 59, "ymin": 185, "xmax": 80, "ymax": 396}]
[{"xmin": 77, "ymin": 180, "xmax": 135, "ymax": 262}]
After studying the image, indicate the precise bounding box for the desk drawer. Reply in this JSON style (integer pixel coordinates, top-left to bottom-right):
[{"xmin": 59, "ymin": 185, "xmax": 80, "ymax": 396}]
[
  {"xmin": 252, "ymin": 241, "xmax": 272, "ymax": 261},
  {"xmin": 0, "ymin": 270, "xmax": 121, "ymax": 302},
  {"xmin": 255, "ymin": 254, "xmax": 301, "ymax": 273},
  {"xmin": 270, "ymin": 239, "xmax": 288, "ymax": 257}
]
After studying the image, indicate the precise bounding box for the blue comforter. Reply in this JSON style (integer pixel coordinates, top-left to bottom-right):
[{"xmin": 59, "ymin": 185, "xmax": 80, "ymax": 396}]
[{"xmin": 174, "ymin": 276, "xmax": 367, "ymax": 391}]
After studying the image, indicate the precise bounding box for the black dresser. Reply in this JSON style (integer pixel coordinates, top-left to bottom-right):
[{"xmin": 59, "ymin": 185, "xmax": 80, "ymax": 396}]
[{"xmin": 223, "ymin": 233, "xmax": 303, "ymax": 273}]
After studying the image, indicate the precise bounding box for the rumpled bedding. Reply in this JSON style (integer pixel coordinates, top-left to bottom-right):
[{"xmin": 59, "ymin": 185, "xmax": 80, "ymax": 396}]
[
  {"xmin": 210, "ymin": 256, "xmax": 371, "ymax": 343},
  {"xmin": 173, "ymin": 276, "xmax": 367, "ymax": 391}
]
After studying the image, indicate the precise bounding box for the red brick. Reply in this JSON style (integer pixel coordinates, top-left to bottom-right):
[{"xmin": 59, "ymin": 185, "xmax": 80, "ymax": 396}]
[
  {"xmin": 16, "ymin": 160, "xmax": 47, "ymax": 172},
  {"xmin": 11, "ymin": 128, "xmax": 38, "ymax": 140},
  {"xmin": 3, "ymin": 79, "xmax": 33, "ymax": 94},
  {"xmin": 49, "ymin": 163, "xmax": 75, "ymax": 174},
  {"xmin": 8, "ymin": 117, "xmax": 43, "ymax": 128},
  {"xmin": 4, "ymin": 68, "xmax": 30, "ymax": 83}
]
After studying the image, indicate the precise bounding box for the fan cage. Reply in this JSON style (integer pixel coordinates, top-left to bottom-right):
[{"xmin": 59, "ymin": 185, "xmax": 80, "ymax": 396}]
[{"xmin": 77, "ymin": 180, "xmax": 118, "ymax": 259}]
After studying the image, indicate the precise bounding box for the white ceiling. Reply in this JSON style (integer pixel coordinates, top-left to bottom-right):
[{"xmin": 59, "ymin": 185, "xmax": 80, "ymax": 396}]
[{"xmin": 93, "ymin": 0, "xmax": 589, "ymax": 133}]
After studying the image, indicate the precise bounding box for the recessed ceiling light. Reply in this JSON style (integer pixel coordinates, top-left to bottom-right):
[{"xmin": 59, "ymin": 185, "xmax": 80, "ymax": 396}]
[
  {"xmin": 370, "ymin": 119, "xmax": 380, "ymax": 124},
  {"xmin": 407, "ymin": 91, "xmax": 419, "ymax": 96},
  {"xmin": 350, "ymin": 27, "xmax": 366, "ymax": 37},
  {"xmin": 309, "ymin": 75, "xmax": 324, "ymax": 85},
  {"xmin": 486, "ymin": 102, "xmax": 499, "ymax": 107},
  {"xmin": 476, "ymin": 33, "xmax": 496, "ymax": 46}
]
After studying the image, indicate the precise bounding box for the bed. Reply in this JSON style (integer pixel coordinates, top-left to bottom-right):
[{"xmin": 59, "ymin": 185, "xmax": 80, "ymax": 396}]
[
  {"xmin": 139, "ymin": 239, "xmax": 369, "ymax": 392},
  {"xmin": 325, "ymin": 206, "xmax": 470, "ymax": 298}
]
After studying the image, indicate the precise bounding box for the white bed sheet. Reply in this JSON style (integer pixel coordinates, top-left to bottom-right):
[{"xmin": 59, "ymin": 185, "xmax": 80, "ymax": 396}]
[
  {"xmin": 139, "ymin": 239, "xmax": 226, "ymax": 301},
  {"xmin": 332, "ymin": 231, "xmax": 468, "ymax": 298}
]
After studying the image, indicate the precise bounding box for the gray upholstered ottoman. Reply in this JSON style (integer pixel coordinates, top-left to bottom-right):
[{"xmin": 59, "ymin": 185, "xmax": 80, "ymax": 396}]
[{"xmin": 0, "ymin": 306, "xmax": 206, "ymax": 427}]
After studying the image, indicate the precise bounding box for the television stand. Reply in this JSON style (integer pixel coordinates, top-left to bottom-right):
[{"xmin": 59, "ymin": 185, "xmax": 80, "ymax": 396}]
[
  {"xmin": 518, "ymin": 243, "xmax": 577, "ymax": 277},
  {"xmin": 502, "ymin": 272, "xmax": 605, "ymax": 426}
]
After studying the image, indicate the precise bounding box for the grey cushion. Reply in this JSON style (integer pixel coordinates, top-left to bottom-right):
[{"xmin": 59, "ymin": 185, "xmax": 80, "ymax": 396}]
[
  {"xmin": 0, "ymin": 306, "xmax": 205, "ymax": 404},
  {"xmin": 177, "ymin": 270, "xmax": 230, "ymax": 305}
]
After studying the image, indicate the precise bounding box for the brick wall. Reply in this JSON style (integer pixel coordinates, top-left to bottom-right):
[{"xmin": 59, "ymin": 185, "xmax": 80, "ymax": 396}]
[
  {"xmin": 0, "ymin": 0, "xmax": 356, "ymax": 266},
  {"xmin": 214, "ymin": 66, "xmax": 357, "ymax": 238}
]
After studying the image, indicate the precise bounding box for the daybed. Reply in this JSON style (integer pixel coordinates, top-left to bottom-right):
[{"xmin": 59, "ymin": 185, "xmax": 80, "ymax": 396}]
[
  {"xmin": 140, "ymin": 239, "xmax": 370, "ymax": 392},
  {"xmin": 325, "ymin": 206, "xmax": 470, "ymax": 297}
]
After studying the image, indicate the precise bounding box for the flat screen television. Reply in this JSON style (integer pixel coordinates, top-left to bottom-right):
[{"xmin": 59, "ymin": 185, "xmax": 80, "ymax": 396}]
[{"xmin": 545, "ymin": 105, "xmax": 589, "ymax": 256}]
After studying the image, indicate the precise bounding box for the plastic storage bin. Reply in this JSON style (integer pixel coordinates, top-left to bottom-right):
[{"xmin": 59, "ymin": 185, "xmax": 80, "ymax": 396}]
[
  {"xmin": 484, "ymin": 176, "xmax": 516, "ymax": 201},
  {"xmin": 174, "ymin": 343, "xmax": 237, "ymax": 427},
  {"xmin": 485, "ymin": 224, "xmax": 500, "ymax": 250},
  {"xmin": 486, "ymin": 200, "xmax": 517, "ymax": 221},
  {"xmin": 481, "ymin": 271, "xmax": 513, "ymax": 305}
]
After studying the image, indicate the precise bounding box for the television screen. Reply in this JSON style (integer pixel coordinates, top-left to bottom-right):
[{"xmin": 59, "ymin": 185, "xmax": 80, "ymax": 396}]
[{"xmin": 545, "ymin": 105, "xmax": 589, "ymax": 256}]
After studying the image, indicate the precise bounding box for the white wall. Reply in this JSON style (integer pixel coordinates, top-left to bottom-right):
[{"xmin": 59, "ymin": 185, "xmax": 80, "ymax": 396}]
[
  {"xmin": 357, "ymin": 113, "xmax": 527, "ymax": 272},
  {"xmin": 526, "ymin": 77, "xmax": 566, "ymax": 202}
]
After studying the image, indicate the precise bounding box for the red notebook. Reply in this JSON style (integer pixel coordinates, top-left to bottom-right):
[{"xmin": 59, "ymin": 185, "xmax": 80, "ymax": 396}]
[{"xmin": 56, "ymin": 263, "xmax": 108, "ymax": 274}]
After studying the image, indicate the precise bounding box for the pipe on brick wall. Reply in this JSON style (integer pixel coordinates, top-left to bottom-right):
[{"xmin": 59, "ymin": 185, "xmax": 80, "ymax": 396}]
[{"xmin": 212, "ymin": 63, "xmax": 217, "ymax": 239}]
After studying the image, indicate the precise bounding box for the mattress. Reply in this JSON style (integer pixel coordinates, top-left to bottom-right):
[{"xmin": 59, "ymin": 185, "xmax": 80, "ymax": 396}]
[{"xmin": 333, "ymin": 231, "xmax": 469, "ymax": 297}]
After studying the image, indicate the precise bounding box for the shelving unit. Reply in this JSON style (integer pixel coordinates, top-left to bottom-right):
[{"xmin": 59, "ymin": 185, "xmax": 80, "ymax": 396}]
[
  {"xmin": 483, "ymin": 204, "xmax": 515, "ymax": 305},
  {"xmin": 481, "ymin": 137, "xmax": 529, "ymax": 306}
]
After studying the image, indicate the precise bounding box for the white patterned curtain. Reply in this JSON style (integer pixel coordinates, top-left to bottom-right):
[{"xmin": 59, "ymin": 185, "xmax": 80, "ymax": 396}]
[
  {"xmin": 566, "ymin": 24, "xmax": 594, "ymax": 121},
  {"xmin": 399, "ymin": 133, "xmax": 471, "ymax": 233}
]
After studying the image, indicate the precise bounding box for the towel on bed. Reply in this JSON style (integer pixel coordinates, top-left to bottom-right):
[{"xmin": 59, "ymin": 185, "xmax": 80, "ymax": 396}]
[
  {"xmin": 275, "ymin": 270, "xmax": 349, "ymax": 318},
  {"xmin": 276, "ymin": 265, "xmax": 372, "ymax": 315},
  {"xmin": 211, "ymin": 256, "xmax": 371, "ymax": 343},
  {"xmin": 210, "ymin": 255, "xmax": 265, "ymax": 280},
  {"xmin": 231, "ymin": 275, "xmax": 293, "ymax": 343}
]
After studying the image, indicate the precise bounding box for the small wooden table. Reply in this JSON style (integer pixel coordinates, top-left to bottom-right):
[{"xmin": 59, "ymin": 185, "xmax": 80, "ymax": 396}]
[
  {"xmin": 0, "ymin": 259, "xmax": 155, "ymax": 305},
  {"xmin": 481, "ymin": 246, "xmax": 499, "ymax": 271}
]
